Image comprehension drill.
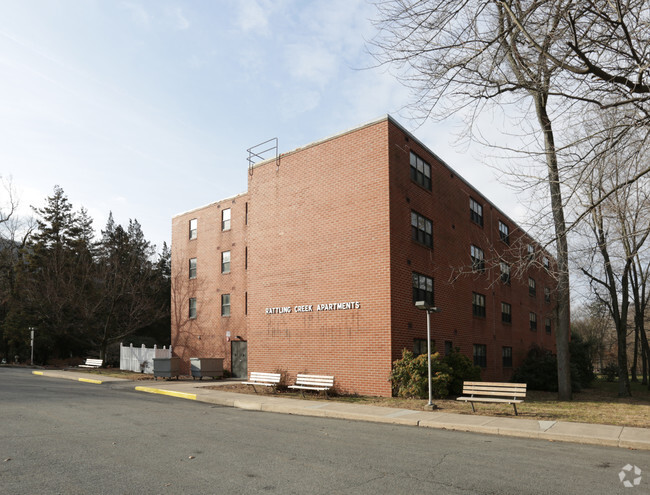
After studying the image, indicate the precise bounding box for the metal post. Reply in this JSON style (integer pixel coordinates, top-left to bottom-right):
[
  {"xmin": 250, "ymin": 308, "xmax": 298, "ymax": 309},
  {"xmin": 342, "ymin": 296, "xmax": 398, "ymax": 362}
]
[
  {"xmin": 29, "ymin": 327, "xmax": 34, "ymax": 366},
  {"xmin": 425, "ymin": 310, "xmax": 433, "ymax": 407},
  {"xmin": 415, "ymin": 301, "xmax": 441, "ymax": 410}
]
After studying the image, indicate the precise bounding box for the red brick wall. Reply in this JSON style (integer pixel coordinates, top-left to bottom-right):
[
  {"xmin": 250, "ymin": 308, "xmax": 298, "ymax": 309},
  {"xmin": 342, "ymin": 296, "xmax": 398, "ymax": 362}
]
[
  {"xmin": 247, "ymin": 120, "xmax": 394, "ymax": 396},
  {"xmin": 170, "ymin": 194, "xmax": 249, "ymax": 374},
  {"xmin": 170, "ymin": 116, "xmax": 559, "ymax": 395},
  {"xmin": 387, "ymin": 119, "xmax": 557, "ymax": 381}
]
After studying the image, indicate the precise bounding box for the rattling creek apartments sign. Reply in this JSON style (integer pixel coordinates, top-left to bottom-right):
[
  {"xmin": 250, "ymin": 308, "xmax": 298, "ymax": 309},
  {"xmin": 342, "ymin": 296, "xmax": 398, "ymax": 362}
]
[{"xmin": 265, "ymin": 301, "xmax": 361, "ymax": 315}]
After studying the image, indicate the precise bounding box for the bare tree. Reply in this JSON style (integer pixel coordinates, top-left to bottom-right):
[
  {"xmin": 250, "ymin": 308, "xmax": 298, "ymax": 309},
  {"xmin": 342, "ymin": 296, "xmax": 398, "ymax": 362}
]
[
  {"xmin": 372, "ymin": 0, "xmax": 578, "ymax": 398},
  {"xmin": 574, "ymin": 115, "xmax": 650, "ymax": 396}
]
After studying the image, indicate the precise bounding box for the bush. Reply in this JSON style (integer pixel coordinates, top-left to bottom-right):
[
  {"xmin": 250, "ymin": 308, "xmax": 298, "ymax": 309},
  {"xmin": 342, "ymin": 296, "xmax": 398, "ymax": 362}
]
[
  {"xmin": 512, "ymin": 338, "xmax": 596, "ymax": 392},
  {"xmin": 569, "ymin": 333, "xmax": 596, "ymax": 388},
  {"xmin": 601, "ymin": 362, "xmax": 618, "ymax": 382},
  {"xmin": 390, "ymin": 349, "xmax": 452, "ymax": 398},
  {"xmin": 512, "ymin": 345, "xmax": 559, "ymax": 391},
  {"xmin": 442, "ymin": 348, "xmax": 482, "ymax": 395}
]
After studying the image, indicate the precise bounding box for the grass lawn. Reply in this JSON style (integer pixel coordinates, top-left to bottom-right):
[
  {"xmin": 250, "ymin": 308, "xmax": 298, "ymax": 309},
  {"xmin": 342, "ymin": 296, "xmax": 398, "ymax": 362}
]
[{"xmin": 213, "ymin": 378, "xmax": 650, "ymax": 428}]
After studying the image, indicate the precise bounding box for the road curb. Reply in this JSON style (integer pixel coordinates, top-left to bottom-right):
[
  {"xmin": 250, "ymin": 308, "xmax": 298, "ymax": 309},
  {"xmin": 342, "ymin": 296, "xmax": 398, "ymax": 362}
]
[
  {"xmin": 135, "ymin": 386, "xmax": 197, "ymax": 401},
  {"xmin": 32, "ymin": 370, "xmax": 103, "ymax": 384}
]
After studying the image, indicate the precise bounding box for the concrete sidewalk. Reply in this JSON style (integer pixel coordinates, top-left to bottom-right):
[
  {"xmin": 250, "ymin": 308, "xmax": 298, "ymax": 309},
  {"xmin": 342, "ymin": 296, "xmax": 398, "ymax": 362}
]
[{"xmin": 32, "ymin": 369, "xmax": 650, "ymax": 451}]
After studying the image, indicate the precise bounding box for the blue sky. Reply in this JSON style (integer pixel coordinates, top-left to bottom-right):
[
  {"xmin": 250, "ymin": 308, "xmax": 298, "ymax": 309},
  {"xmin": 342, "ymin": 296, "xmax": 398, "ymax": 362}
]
[{"xmin": 0, "ymin": 0, "xmax": 522, "ymax": 250}]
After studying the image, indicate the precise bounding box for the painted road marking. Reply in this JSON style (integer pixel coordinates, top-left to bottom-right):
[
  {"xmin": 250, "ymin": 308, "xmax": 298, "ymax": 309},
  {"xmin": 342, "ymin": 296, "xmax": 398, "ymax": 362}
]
[
  {"xmin": 78, "ymin": 378, "xmax": 103, "ymax": 384},
  {"xmin": 135, "ymin": 386, "xmax": 197, "ymax": 401}
]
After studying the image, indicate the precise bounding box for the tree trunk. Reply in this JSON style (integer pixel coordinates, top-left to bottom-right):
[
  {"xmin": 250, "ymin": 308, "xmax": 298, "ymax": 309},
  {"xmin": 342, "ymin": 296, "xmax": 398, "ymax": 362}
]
[{"xmin": 533, "ymin": 93, "xmax": 572, "ymax": 400}]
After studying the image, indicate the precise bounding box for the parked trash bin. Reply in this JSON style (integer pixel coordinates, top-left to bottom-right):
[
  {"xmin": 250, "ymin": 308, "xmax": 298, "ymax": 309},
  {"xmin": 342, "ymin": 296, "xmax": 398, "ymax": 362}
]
[
  {"xmin": 153, "ymin": 357, "xmax": 181, "ymax": 380},
  {"xmin": 190, "ymin": 358, "xmax": 224, "ymax": 380}
]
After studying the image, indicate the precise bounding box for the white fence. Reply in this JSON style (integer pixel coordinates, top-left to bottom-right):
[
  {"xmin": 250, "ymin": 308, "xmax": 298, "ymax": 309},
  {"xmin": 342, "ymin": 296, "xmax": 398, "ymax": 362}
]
[{"xmin": 120, "ymin": 343, "xmax": 172, "ymax": 374}]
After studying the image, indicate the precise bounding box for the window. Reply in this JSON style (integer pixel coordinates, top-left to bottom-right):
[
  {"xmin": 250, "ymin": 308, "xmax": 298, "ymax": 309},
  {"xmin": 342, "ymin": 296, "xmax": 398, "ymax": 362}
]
[
  {"xmin": 222, "ymin": 208, "xmax": 231, "ymax": 231},
  {"xmin": 527, "ymin": 244, "xmax": 534, "ymax": 260},
  {"xmin": 411, "ymin": 211, "xmax": 433, "ymax": 247},
  {"xmin": 528, "ymin": 277, "xmax": 536, "ymax": 296},
  {"xmin": 470, "ymin": 198, "xmax": 483, "ymax": 226},
  {"xmin": 501, "ymin": 302, "xmax": 512, "ymax": 323},
  {"xmin": 470, "ymin": 245, "xmax": 485, "ymax": 272},
  {"xmin": 543, "ymin": 256, "xmax": 550, "ymax": 270},
  {"xmin": 502, "ymin": 347, "xmax": 513, "ymax": 368},
  {"xmin": 189, "ymin": 258, "xmax": 197, "ymax": 279},
  {"xmin": 189, "ymin": 298, "xmax": 197, "ymax": 319},
  {"xmin": 545, "ymin": 317, "xmax": 552, "ymax": 335},
  {"xmin": 472, "ymin": 292, "xmax": 486, "ymax": 317},
  {"xmin": 544, "ymin": 287, "xmax": 551, "ymax": 303},
  {"xmin": 529, "ymin": 312, "xmax": 537, "ymax": 331},
  {"xmin": 245, "ymin": 202, "xmax": 249, "ymax": 225},
  {"xmin": 412, "ymin": 272, "xmax": 434, "ymax": 305},
  {"xmin": 222, "ymin": 251, "xmax": 231, "ymax": 274},
  {"xmin": 189, "ymin": 218, "xmax": 197, "ymax": 240},
  {"xmin": 410, "ymin": 151, "xmax": 431, "ymax": 190},
  {"xmin": 444, "ymin": 341, "xmax": 453, "ymax": 356},
  {"xmin": 500, "ymin": 262, "xmax": 511, "ymax": 284},
  {"xmin": 413, "ymin": 339, "xmax": 429, "ymax": 356},
  {"xmin": 473, "ymin": 344, "xmax": 487, "ymax": 368},
  {"xmin": 498, "ymin": 221, "xmax": 510, "ymax": 244},
  {"xmin": 221, "ymin": 294, "xmax": 230, "ymax": 317}
]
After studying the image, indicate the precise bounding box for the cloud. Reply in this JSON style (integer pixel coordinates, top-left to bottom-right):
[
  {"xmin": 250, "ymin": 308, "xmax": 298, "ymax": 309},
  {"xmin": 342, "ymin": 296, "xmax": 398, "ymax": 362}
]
[
  {"xmin": 284, "ymin": 43, "xmax": 338, "ymax": 87},
  {"xmin": 165, "ymin": 6, "xmax": 190, "ymax": 30},
  {"xmin": 279, "ymin": 88, "xmax": 321, "ymax": 119},
  {"xmin": 120, "ymin": 2, "xmax": 151, "ymax": 28},
  {"xmin": 236, "ymin": 0, "xmax": 270, "ymax": 34}
]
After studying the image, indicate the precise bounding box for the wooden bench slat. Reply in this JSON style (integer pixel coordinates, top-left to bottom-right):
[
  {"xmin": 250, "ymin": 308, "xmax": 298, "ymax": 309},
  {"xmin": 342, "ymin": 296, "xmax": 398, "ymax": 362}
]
[
  {"xmin": 289, "ymin": 374, "xmax": 334, "ymax": 397},
  {"xmin": 79, "ymin": 359, "xmax": 103, "ymax": 368},
  {"xmin": 463, "ymin": 381, "xmax": 526, "ymax": 388},
  {"xmin": 458, "ymin": 381, "xmax": 527, "ymax": 415},
  {"xmin": 457, "ymin": 397, "xmax": 524, "ymax": 404},
  {"xmin": 242, "ymin": 372, "xmax": 281, "ymax": 392}
]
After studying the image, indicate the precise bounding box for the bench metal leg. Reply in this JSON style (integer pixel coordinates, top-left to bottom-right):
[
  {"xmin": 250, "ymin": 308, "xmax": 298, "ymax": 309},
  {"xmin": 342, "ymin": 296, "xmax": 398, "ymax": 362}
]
[
  {"xmin": 470, "ymin": 401, "xmax": 476, "ymax": 413},
  {"xmin": 513, "ymin": 403, "xmax": 518, "ymax": 416}
]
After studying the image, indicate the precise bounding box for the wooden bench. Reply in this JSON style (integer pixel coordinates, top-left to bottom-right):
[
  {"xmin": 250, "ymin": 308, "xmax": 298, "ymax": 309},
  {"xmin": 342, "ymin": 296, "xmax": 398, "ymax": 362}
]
[
  {"xmin": 79, "ymin": 358, "xmax": 103, "ymax": 369},
  {"xmin": 457, "ymin": 381, "xmax": 527, "ymax": 415},
  {"xmin": 288, "ymin": 374, "xmax": 334, "ymax": 398},
  {"xmin": 242, "ymin": 372, "xmax": 282, "ymax": 393}
]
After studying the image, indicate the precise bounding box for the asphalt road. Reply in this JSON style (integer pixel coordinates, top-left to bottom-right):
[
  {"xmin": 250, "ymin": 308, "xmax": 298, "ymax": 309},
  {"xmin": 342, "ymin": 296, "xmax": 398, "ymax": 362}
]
[{"xmin": 1, "ymin": 368, "xmax": 649, "ymax": 494}]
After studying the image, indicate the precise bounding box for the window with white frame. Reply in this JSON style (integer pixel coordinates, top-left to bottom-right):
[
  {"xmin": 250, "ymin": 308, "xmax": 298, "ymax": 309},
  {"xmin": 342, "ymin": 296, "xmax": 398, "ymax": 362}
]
[
  {"xmin": 189, "ymin": 218, "xmax": 197, "ymax": 240},
  {"xmin": 529, "ymin": 277, "xmax": 536, "ymax": 296},
  {"xmin": 529, "ymin": 312, "xmax": 537, "ymax": 331},
  {"xmin": 221, "ymin": 294, "xmax": 230, "ymax": 317},
  {"xmin": 222, "ymin": 251, "xmax": 231, "ymax": 274},
  {"xmin": 222, "ymin": 208, "xmax": 231, "ymax": 231},
  {"xmin": 189, "ymin": 258, "xmax": 197, "ymax": 279},
  {"xmin": 189, "ymin": 298, "xmax": 197, "ymax": 319}
]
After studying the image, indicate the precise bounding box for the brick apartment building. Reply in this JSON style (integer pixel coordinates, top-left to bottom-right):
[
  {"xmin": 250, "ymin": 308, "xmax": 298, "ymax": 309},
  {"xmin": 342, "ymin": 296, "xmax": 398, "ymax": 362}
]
[{"xmin": 171, "ymin": 116, "xmax": 557, "ymax": 397}]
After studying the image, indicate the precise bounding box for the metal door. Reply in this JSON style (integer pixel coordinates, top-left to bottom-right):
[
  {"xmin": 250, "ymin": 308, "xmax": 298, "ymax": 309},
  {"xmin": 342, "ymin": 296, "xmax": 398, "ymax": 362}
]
[{"xmin": 231, "ymin": 341, "xmax": 248, "ymax": 378}]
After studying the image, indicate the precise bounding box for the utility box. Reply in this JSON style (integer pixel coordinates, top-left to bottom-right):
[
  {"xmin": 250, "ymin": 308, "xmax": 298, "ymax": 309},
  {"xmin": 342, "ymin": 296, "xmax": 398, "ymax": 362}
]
[
  {"xmin": 153, "ymin": 357, "xmax": 181, "ymax": 380},
  {"xmin": 190, "ymin": 358, "xmax": 224, "ymax": 380}
]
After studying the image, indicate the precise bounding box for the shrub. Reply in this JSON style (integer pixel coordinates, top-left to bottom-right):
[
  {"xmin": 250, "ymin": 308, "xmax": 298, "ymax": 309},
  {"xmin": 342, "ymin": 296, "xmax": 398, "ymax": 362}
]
[
  {"xmin": 390, "ymin": 349, "xmax": 452, "ymax": 398},
  {"xmin": 512, "ymin": 345, "xmax": 559, "ymax": 391},
  {"xmin": 601, "ymin": 362, "xmax": 618, "ymax": 382},
  {"xmin": 512, "ymin": 338, "xmax": 596, "ymax": 392},
  {"xmin": 442, "ymin": 348, "xmax": 482, "ymax": 395}
]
